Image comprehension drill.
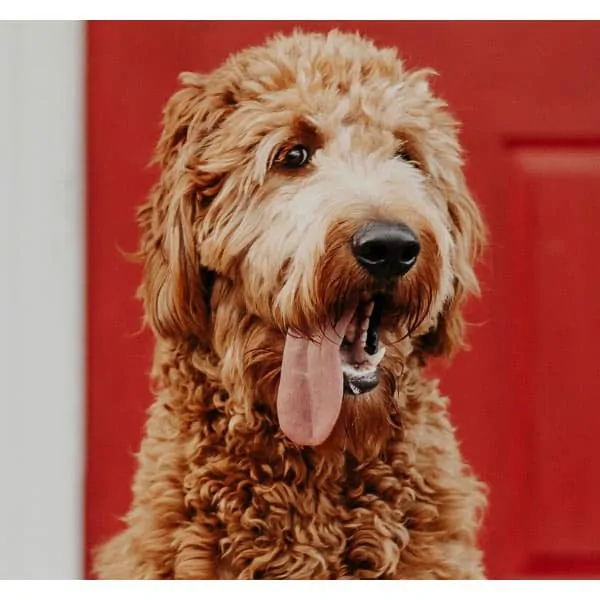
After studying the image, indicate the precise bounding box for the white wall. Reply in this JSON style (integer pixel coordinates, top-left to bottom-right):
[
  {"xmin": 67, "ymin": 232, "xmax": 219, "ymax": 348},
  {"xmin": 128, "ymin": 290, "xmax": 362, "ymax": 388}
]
[{"xmin": 0, "ymin": 21, "xmax": 84, "ymax": 579}]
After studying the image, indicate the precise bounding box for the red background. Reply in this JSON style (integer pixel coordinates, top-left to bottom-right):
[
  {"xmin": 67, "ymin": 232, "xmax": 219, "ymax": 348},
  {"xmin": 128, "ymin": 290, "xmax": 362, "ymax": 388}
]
[{"xmin": 86, "ymin": 21, "xmax": 600, "ymax": 578}]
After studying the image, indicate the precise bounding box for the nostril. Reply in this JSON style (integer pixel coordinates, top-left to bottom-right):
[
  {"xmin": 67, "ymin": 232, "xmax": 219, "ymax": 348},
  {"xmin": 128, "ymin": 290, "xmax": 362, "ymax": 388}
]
[
  {"xmin": 400, "ymin": 241, "xmax": 420, "ymax": 264},
  {"xmin": 358, "ymin": 240, "xmax": 389, "ymax": 264}
]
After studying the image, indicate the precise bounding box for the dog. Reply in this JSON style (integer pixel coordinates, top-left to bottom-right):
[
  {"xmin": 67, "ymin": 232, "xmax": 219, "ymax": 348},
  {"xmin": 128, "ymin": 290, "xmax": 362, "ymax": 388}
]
[{"xmin": 94, "ymin": 29, "xmax": 487, "ymax": 580}]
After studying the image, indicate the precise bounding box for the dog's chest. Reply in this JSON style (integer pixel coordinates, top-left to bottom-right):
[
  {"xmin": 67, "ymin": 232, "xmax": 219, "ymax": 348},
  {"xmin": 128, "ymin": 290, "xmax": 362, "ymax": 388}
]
[{"xmin": 210, "ymin": 478, "xmax": 411, "ymax": 579}]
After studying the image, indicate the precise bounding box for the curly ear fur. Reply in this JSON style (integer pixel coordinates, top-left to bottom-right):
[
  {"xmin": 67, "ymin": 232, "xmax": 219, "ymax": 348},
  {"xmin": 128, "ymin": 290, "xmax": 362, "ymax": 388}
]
[
  {"xmin": 137, "ymin": 73, "xmax": 229, "ymax": 343},
  {"xmin": 419, "ymin": 169, "xmax": 486, "ymax": 357}
]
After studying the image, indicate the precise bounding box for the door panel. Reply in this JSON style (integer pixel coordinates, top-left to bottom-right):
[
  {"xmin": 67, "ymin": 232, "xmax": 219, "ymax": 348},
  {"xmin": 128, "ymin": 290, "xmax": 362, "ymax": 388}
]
[
  {"xmin": 86, "ymin": 21, "xmax": 600, "ymax": 578},
  {"xmin": 503, "ymin": 144, "xmax": 600, "ymax": 576}
]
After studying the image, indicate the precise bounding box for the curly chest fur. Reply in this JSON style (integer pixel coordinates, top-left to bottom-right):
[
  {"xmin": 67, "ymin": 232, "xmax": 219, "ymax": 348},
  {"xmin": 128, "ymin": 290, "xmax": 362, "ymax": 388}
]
[
  {"xmin": 172, "ymin": 416, "xmax": 484, "ymax": 581},
  {"xmin": 200, "ymin": 463, "xmax": 415, "ymax": 579}
]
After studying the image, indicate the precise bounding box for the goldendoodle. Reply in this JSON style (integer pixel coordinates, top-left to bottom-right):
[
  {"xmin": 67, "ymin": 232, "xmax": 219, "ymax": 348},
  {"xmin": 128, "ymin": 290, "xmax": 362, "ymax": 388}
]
[{"xmin": 94, "ymin": 29, "xmax": 487, "ymax": 580}]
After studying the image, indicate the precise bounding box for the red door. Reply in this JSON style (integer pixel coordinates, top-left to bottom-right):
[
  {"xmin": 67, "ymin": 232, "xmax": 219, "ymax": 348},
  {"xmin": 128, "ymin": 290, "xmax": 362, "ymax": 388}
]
[{"xmin": 86, "ymin": 21, "xmax": 600, "ymax": 579}]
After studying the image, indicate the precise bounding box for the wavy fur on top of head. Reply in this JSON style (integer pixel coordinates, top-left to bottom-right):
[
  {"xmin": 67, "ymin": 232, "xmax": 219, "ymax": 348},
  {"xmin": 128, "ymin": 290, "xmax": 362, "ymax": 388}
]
[{"xmin": 94, "ymin": 30, "xmax": 487, "ymax": 580}]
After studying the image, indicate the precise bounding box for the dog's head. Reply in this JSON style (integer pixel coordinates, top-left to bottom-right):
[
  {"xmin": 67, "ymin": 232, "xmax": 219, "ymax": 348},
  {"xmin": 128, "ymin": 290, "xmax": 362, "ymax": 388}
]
[{"xmin": 138, "ymin": 30, "xmax": 485, "ymax": 449}]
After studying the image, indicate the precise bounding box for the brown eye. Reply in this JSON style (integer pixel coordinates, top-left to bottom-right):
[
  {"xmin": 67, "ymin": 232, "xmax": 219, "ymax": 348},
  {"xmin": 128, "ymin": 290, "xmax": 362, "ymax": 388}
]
[{"xmin": 282, "ymin": 144, "xmax": 311, "ymax": 169}]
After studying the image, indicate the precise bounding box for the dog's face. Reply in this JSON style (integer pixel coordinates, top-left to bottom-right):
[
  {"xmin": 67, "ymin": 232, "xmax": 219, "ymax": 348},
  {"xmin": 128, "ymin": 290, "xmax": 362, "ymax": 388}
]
[{"xmin": 139, "ymin": 31, "xmax": 484, "ymax": 449}]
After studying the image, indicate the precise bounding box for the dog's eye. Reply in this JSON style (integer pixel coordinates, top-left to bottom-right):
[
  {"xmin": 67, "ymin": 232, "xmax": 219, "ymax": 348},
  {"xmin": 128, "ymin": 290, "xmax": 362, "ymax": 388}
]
[{"xmin": 281, "ymin": 145, "xmax": 311, "ymax": 169}]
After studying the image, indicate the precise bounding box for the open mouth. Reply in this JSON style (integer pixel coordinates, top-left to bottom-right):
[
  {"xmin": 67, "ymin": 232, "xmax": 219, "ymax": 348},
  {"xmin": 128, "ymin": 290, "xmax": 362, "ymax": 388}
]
[
  {"xmin": 339, "ymin": 295, "xmax": 386, "ymax": 396},
  {"xmin": 277, "ymin": 292, "xmax": 391, "ymax": 446}
]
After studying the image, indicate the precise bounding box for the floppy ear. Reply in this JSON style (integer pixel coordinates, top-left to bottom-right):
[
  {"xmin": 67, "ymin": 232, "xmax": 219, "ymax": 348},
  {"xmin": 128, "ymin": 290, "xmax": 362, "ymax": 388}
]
[
  {"xmin": 136, "ymin": 72, "xmax": 229, "ymax": 344},
  {"xmin": 419, "ymin": 168, "xmax": 486, "ymax": 358}
]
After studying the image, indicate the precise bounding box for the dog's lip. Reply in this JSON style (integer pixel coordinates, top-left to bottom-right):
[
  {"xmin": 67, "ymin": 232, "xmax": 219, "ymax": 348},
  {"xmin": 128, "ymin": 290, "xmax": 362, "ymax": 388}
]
[{"xmin": 343, "ymin": 364, "xmax": 380, "ymax": 396}]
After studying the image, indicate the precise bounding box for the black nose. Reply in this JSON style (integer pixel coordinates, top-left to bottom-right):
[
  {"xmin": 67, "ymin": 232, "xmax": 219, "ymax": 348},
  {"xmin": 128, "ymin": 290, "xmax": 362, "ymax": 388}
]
[{"xmin": 352, "ymin": 221, "xmax": 420, "ymax": 278}]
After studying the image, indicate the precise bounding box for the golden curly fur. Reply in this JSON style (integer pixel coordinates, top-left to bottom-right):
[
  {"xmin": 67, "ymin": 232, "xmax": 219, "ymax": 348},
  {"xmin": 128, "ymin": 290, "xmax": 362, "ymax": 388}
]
[{"xmin": 94, "ymin": 30, "xmax": 487, "ymax": 580}]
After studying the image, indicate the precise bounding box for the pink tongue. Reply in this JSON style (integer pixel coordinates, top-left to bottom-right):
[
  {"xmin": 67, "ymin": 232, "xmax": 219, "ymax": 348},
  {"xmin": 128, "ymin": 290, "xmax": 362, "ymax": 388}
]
[{"xmin": 276, "ymin": 307, "xmax": 356, "ymax": 446}]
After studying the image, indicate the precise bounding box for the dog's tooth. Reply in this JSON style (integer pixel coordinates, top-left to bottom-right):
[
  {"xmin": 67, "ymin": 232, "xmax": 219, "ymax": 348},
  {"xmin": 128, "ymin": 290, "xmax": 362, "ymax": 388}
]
[
  {"xmin": 361, "ymin": 318, "xmax": 369, "ymax": 331},
  {"xmin": 349, "ymin": 381, "xmax": 361, "ymax": 395},
  {"xmin": 364, "ymin": 301, "xmax": 374, "ymax": 317},
  {"xmin": 360, "ymin": 330, "xmax": 367, "ymax": 344}
]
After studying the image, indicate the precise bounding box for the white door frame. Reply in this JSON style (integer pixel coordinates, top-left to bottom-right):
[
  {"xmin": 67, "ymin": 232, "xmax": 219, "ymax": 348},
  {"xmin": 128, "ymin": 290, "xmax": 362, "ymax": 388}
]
[{"xmin": 0, "ymin": 21, "xmax": 85, "ymax": 579}]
